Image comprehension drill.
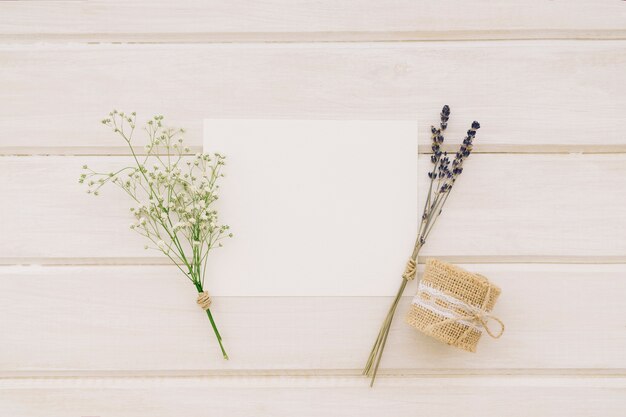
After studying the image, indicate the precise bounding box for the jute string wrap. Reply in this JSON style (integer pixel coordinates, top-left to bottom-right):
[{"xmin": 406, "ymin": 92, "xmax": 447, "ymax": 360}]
[
  {"xmin": 406, "ymin": 259, "xmax": 504, "ymax": 352},
  {"xmin": 196, "ymin": 291, "xmax": 212, "ymax": 310},
  {"xmin": 402, "ymin": 258, "xmax": 417, "ymax": 281}
]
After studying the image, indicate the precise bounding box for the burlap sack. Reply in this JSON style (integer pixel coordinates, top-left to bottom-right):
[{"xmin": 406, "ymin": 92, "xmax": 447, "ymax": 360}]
[{"xmin": 406, "ymin": 259, "xmax": 503, "ymax": 352}]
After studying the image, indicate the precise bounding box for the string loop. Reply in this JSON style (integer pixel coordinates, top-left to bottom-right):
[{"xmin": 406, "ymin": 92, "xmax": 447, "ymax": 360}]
[
  {"xmin": 424, "ymin": 309, "xmax": 505, "ymax": 339},
  {"xmin": 421, "ymin": 284, "xmax": 505, "ymax": 342},
  {"xmin": 402, "ymin": 258, "xmax": 417, "ymax": 281},
  {"xmin": 196, "ymin": 291, "xmax": 212, "ymax": 310}
]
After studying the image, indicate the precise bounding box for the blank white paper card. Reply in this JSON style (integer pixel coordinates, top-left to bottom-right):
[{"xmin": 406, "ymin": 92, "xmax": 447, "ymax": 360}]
[{"xmin": 204, "ymin": 119, "xmax": 418, "ymax": 296}]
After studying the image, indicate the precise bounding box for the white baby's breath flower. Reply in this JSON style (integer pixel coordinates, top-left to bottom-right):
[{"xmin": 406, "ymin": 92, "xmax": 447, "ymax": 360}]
[{"xmin": 79, "ymin": 111, "xmax": 232, "ymax": 357}]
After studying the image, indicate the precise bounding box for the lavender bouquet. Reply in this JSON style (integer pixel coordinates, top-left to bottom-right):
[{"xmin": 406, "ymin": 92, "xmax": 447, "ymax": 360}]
[{"xmin": 363, "ymin": 105, "xmax": 480, "ymax": 385}]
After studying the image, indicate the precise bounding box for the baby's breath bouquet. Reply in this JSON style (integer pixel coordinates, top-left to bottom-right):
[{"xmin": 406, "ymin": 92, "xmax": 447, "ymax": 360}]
[{"xmin": 80, "ymin": 111, "xmax": 232, "ymax": 359}]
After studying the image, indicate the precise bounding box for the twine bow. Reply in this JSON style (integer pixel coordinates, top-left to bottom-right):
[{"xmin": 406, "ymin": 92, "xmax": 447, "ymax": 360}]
[
  {"xmin": 425, "ymin": 308, "xmax": 505, "ymax": 339},
  {"xmin": 402, "ymin": 258, "xmax": 417, "ymax": 281},
  {"xmin": 196, "ymin": 291, "xmax": 212, "ymax": 310},
  {"xmin": 423, "ymin": 285, "xmax": 505, "ymax": 341}
]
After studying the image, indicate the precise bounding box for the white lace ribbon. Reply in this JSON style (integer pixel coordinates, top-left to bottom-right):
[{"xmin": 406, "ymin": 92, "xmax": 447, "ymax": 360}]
[{"xmin": 412, "ymin": 282, "xmax": 485, "ymax": 333}]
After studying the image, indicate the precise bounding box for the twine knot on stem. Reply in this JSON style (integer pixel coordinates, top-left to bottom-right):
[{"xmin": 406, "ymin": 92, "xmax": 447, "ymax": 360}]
[
  {"xmin": 196, "ymin": 291, "xmax": 212, "ymax": 310},
  {"xmin": 402, "ymin": 258, "xmax": 417, "ymax": 281}
]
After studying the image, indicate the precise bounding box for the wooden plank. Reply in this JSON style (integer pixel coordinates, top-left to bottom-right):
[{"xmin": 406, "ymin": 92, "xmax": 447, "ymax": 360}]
[
  {"xmin": 1, "ymin": 376, "xmax": 625, "ymax": 417},
  {"xmin": 0, "ymin": 0, "xmax": 625, "ymax": 42},
  {"xmin": 0, "ymin": 154, "xmax": 624, "ymax": 262},
  {"xmin": 0, "ymin": 41, "xmax": 625, "ymax": 152},
  {"xmin": 1, "ymin": 264, "xmax": 625, "ymax": 372}
]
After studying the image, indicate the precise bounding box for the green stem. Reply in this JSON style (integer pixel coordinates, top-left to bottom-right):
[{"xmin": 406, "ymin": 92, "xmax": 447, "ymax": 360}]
[
  {"xmin": 195, "ymin": 281, "xmax": 229, "ymax": 360},
  {"xmin": 364, "ymin": 278, "xmax": 408, "ymax": 386},
  {"xmin": 205, "ymin": 308, "xmax": 229, "ymax": 360},
  {"xmin": 364, "ymin": 241, "xmax": 422, "ymax": 386}
]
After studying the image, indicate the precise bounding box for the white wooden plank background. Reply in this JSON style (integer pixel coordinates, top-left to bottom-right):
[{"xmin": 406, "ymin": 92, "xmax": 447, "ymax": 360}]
[
  {"xmin": 1, "ymin": 377, "xmax": 625, "ymax": 417},
  {"xmin": 1, "ymin": 155, "xmax": 624, "ymax": 266},
  {"xmin": 1, "ymin": 1, "xmax": 625, "ymax": 416},
  {"xmin": 1, "ymin": 41, "xmax": 625, "ymax": 153},
  {"xmin": 1, "ymin": 264, "xmax": 625, "ymax": 373},
  {"xmin": 1, "ymin": 0, "xmax": 625, "ymax": 41}
]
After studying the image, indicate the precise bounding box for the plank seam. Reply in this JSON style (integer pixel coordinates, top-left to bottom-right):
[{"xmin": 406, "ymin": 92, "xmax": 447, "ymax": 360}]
[
  {"xmin": 2, "ymin": 257, "xmax": 625, "ymax": 266},
  {"xmin": 2, "ymin": 31, "xmax": 626, "ymax": 44},
  {"xmin": 2, "ymin": 369, "xmax": 626, "ymax": 379},
  {"xmin": 3, "ymin": 145, "xmax": 626, "ymax": 156}
]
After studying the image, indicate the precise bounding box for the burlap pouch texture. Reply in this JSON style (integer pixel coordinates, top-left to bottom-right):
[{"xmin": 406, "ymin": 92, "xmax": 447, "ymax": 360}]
[{"xmin": 406, "ymin": 259, "xmax": 501, "ymax": 352}]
